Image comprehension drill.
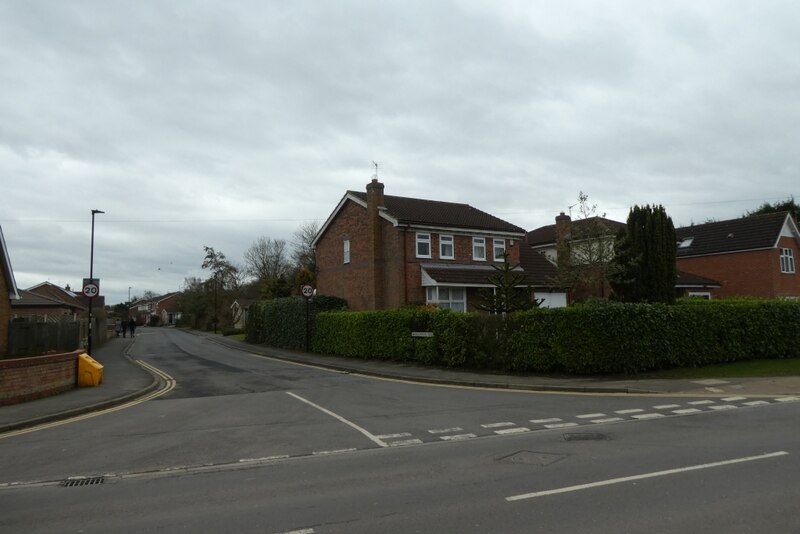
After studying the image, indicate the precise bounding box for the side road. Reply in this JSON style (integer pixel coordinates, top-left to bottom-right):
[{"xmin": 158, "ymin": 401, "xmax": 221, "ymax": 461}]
[{"xmin": 1, "ymin": 328, "xmax": 799, "ymax": 434}]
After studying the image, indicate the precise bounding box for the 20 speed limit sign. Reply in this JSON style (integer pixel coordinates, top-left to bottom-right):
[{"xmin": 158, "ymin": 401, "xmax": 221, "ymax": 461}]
[
  {"xmin": 301, "ymin": 284, "xmax": 314, "ymax": 299},
  {"xmin": 82, "ymin": 278, "xmax": 100, "ymax": 299}
]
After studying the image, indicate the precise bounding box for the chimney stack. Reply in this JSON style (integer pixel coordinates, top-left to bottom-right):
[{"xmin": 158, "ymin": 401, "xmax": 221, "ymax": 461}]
[{"xmin": 366, "ymin": 178, "xmax": 385, "ymax": 309}]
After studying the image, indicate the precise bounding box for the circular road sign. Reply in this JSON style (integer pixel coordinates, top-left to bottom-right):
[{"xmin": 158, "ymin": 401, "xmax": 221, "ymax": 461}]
[
  {"xmin": 301, "ymin": 284, "xmax": 314, "ymax": 299},
  {"xmin": 83, "ymin": 282, "xmax": 100, "ymax": 299}
]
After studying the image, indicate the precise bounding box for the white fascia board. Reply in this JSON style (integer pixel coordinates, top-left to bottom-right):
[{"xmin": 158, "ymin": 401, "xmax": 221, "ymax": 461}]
[
  {"xmin": 311, "ymin": 192, "xmax": 366, "ymax": 248},
  {"xmin": 776, "ymin": 213, "xmax": 800, "ymax": 245},
  {"xmin": 678, "ymin": 246, "xmax": 775, "ymax": 259}
]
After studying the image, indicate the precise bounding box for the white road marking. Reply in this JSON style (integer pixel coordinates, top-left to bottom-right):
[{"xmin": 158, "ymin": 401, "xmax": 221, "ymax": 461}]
[
  {"xmin": 631, "ymin": 413, "xmax": 664, "ymax": 420},
  {"xmin": 591, "ymin": 417, "xmax": 623, "ymax": 424},
  {"xmin": 388, "ymin": 439, "xmax": 423, "ymax": 447},
  {"xmin": 239, "ymin": 455, "xmax": 289, "ymax": 463},
  {"xmin": 495, "ymin": 427, "xmax": 531, "ymax": 435},
  {"xmin": 722, "ymin": 396, "xmax": 747, "ymax": 401},
  {"xmin": 429, "ymin": 427, "xmax": 464, "ymax": 434},
  {"xmin": 775, "ymin": 397, "xmax": 800, "ymax": 402},
  {"xmin": 576, "ymin": 413, "xmax": 606, "ymax": 419},
  {"xmin": 312, "ymin": 448, "xmax": 357, "ymax": 456},
  {"xmin": 506, "ymin": 451, "xmax": 789, "ymax": 502},
  {"xmin": 615, "ymin": 409, "xmax": 644, "ymax": 414},
  {"xmin": 653, "ymin": 404, "xmax": 680, "ymax": 409},
  {"xmin": 743, "ymin": 401, "xmax": 770, "ymax": 406},
  {"xmin": 376, "ymin": 433, "xmax": 412, "ymax": 439},
  {"xmin": 286, "ymin": 392, "xmax": 388, "ymax": 448},
  {"xmin": 672, "ymin": 408, "xmax": 702, "ymax": 415},
  {"xmin": 544, "ymin": 422, "xmax": 579, "ymax": 429},
  {"xmin": 530, "ymin": 418, "xmax": 562, "ymax": 424},
  {"xmin": 688, "ymin": 400, "xmax": 715, "ymax": 405},
  {"xmin": 440, "ymin": 433, "xmax": 477, "ymax": 441},
  {"xmin": 482, "ymin": 422, "xmax": 516, "ymax": 428},
  {"xmin": 277, "ymin": 529, "xmax": 314, "ymax": 534},
  {"xmin": 709, "ymin": 405, "xmax": 737, "ymax": 411}
]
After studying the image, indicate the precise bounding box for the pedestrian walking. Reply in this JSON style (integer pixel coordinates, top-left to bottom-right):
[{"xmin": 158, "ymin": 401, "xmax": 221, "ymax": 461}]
[
  {"xmin": 121, "ymin": 319, "xmax": 128, "ymax": 338},
  {"xmin": 129, "ymin": 318, "xmax": 137, "ymax": 337}
]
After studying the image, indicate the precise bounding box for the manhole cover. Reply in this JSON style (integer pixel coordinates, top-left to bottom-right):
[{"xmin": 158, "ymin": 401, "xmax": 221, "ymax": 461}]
[
  {"xmin": 61, "ymin": 476, "xmax": 105, "ymax": 487},
  {"xmin": 498, "ymin": 451, "xmax": 567, "ymax": 466},
  {"xmin": 563, "ymin": 432, "xmax": 611, "ymax": 441}
]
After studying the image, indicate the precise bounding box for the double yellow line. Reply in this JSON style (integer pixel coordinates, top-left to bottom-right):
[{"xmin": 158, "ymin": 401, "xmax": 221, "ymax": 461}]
[{"xmin": 0, "ymin": 360, "xmax": 176, "ymax": 439}]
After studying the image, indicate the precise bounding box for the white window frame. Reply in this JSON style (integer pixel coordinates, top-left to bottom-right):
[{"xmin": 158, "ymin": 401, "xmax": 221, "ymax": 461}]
[
  {"xmin": 343, "ymin": 239, "xmax": 350, "ymax": 264},
  {"xmin": 439, "ymin": 234, "xmax": 454, "ymax": 260},
  {"xmin": 416, "ymin": 233, "xmax": 432, "ymax": 258},
  {"xmin": 472, "ymin": 237, "xmax": 486, "ymax": 261},
  {"xmin": 493, "ymin": 239, "xmax": 506, "ymax": 262},
  {"xmin": 688, "ymin": 292, "xmax": 711, "ymax": 300},
  {"xmin": 426, "ymin": 286, "xmax": 466, "ymax": 312},
  {"xmin": 780, "ymin": 248, "xmax": 795, "ymax": 274}
]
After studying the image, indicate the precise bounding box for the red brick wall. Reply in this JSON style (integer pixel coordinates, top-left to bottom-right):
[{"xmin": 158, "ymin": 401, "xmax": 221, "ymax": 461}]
[
  {"xmin": 678, "ymin": 240, "xmax": 800, "ymax": 298},
  {"xmin": 0, "ymin": 350, "xmax": 80, "ymax": 406},
  {"xmin": 316, "ymin": 199, "xmax": 373, "ymax": 310}
]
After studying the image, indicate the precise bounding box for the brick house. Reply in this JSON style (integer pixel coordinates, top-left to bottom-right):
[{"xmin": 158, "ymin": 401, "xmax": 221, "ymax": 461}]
[
  {"xmin": 25, "ymin": 282, "xmax": 87, "ymax": 318},
  {"xmin": 676, "ymin": 211, "xmax": 800, "ymax": 299},
  {"xmin": 529, "ymin": 212, "xmax": 721, "ymax": 300},
  {"xmin": 1, "ymin": 225, "xmax": 21, "ymax": 356},
  {"xmin": 313, "ymin": 179, "xmax": 565, "ymax": 311},
  {"xmin": 155, "ymin": 292, "xmax": 182, "ymax": 325}
]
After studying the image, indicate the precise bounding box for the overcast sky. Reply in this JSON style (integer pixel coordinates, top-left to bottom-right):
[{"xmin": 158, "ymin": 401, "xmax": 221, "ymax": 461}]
[{"xmin": 2, "ymin": 1, "xmax": 798, "ymax": 305}]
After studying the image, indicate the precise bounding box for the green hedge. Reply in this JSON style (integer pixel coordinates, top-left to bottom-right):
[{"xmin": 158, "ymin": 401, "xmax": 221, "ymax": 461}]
[
  {"xmin": 245, "ymin": 295, "xmax": 348, "ymax": 350},
  {"xmin": 311, "ymin": 300, "xmax": 800, "ymax": 375}
]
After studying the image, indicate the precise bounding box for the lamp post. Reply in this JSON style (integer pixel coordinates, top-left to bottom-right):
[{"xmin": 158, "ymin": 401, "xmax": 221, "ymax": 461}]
[{"xmin": 87, "ymin": 209, "xmax": 104, "ymax": 355}]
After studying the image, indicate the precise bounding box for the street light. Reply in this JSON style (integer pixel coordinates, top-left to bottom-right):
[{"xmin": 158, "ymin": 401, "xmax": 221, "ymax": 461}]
[{"xmin": 87, "ymin": 209, "xmax": 104, "ymax": 355}]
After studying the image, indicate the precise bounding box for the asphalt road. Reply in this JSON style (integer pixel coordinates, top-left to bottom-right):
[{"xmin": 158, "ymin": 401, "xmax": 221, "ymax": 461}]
[{"xmin": 1, "ymin": 328, "xmax": 798, "ymax": 533}]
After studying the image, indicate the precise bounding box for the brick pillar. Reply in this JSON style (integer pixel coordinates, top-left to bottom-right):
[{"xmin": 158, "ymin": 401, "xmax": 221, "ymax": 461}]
[{"xmin": 366, "ymin": 178, "xmax": 385, "ymax": 309}]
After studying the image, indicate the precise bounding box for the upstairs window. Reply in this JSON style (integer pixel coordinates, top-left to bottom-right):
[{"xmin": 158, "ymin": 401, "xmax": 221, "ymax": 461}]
[
  {"xmin": 493, "ymin": 239, "xmax": 506, "ymax": 262},
  {"xmin": 473, "ymin": 237, "xmax": 486, "ymax": 261},
  {"xmin": 780, "ymin": 248, "xmax": 795, "ymax": 274},
  {"xmin": 343, "ymin": 239, "xmax": 350, "ymax": 264},
  {"xmin": 440, "ymin": 235, "xmax": 454, "ymax": 259},
  {"xmin": 416, "ymin": 233, "xmax": 431, "ymax": 258}
]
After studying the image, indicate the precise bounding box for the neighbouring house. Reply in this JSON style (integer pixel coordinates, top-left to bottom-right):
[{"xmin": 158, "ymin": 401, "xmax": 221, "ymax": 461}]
[
  {"xmin": 10, "ymin": 290, "xmax": 81, "ymax": 321},
  {"xmin": 25, "ymin": 282, "xmax": 87, "ymax": 319},
  {"xmin": 313, "ymin": 178, "xmax": 567, "ymax": 311},
  {"xmin": 676, "ymin": 211, "xmax": 800, "ymax": 299},
  {"xmin": 1, "ymin": 225, "xmax": 21, "ymax": 356},
  {"xmin": 526, "ymin": 212, "xmax": 626, "ymax": 301},
  {"xmin": 674, "ymin": 271, "xmax": 722, "ymax": 299},
  {"xmin": 231, "ymin": 298, "xmax": 254, "ymax": 330},
  {"xmin": 128, "ymin": 299, "xmax": 151, "ymax": 325},
  {"xmin": 154, "ymin": 292, "xmax": 182, "ymax": 325}
]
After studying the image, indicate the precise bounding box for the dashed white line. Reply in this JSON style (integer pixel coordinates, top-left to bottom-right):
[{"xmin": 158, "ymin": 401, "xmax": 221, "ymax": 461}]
[
  {"xmin": 653, "ymin": 404, "xmax": 680, "ymax": 410},
  {"xmin": 277, "ymin": 529, "xmax": 314, "ymax": 534},
  {"xmin": 544, "ymin": 422, "xmax": 579, "ymax": 429},
  {"xmin": 239, "ymin": 455, "xmax": 289, "ymax": 463},
  {"xmin": 709, "ymin": 405, "xmax": 737, "ymax": 411},
  {"xmin": 576, "ymin": 413, "xmax": 606, "ymax": 419},
  {"xmin": 743, "ymin": 401, "xmax": 771, "ymax": 406},
  {"xmin": 615, "ymin": 409, "xmax": 644, "ymax": 414},
  {"xmin": 722, "ymin": 396, "xmax": 747, "ymax": 402},
  {"xmin": 440, "ymin": 433, "xmax": 477, "ymax": 441},
  {"xmin": 495, "ymin": 427, "xmax": 530, "ymax": 435},
  {"xmin": 591, "ymin": 417, "xmax": 623, "ymax": 424},
  {"xmin": 673, "ymin": 408, "xmax": 702, "ymax": 415},
  {"xmin": 312, "ymin": 448, "xmax": 357, "ymax": 456},
  {"xmin": 775, "ymin": 396, "xmax": 800, "ymax": 402},
  {"xmin": 388, "ymin": 439, "xmax": 423, "ymax": 447},
  {"xmin": 688, "ymin": 400, "xmax": 715, "ymax": 405},
  {"xmin": 376, "ymin": 433, "xmax": 412, "ymax": 439},
  {"xmin": 429, "ymin": 427, "xmax": 464, "ymax": 434},
  {"xmin": 531, "ymin": 418, "xmax": 562, "ymax": 424},
  {"xmin": 632, "ymin": 413, "xmax": 665, "ymax": 420},
  {"xmin": 482, "ymin": 422, "xmax": 516, "ymax": 429}
]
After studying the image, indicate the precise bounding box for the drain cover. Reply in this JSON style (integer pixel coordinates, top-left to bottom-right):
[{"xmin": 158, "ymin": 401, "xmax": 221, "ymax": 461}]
[
  {"xmin": 499, "ymin": 451, "xmax": 567, "ymax": 466},
  {"xmin": 563, "ymin": 432, "xmax": 611, "ymax": 441},
  {"xmin": 61, "ymin": 476, "xmax": 105, "ymax": 487}
]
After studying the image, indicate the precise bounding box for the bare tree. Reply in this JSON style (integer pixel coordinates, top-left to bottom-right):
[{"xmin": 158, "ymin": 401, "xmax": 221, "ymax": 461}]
[
  {"xmin": 292, "ymin": 220, "xmax": 320, "ymax": 273},
  {"xmin": 243, "ymin": 237, "xmax": 290, "ymax": 283}
]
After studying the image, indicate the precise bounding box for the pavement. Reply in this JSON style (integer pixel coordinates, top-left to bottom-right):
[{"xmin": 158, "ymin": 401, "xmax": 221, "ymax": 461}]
[{"xmin": 2, "ymin": 328, "xmax": 799, "ymax": 434}]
